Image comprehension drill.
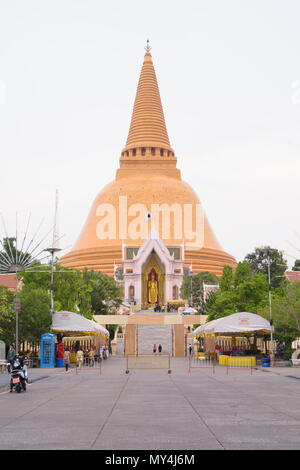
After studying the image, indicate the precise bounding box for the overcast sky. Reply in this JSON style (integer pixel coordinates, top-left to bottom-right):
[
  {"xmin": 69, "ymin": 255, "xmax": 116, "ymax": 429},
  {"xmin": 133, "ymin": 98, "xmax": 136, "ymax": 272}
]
[{"xmin": 0, "ymin": 0, "xmax": 299, "ymax": 268}]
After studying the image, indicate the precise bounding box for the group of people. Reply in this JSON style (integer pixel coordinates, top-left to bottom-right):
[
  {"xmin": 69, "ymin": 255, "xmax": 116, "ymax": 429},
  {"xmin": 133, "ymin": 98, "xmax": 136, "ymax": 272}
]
[
  {"xmin": 153, "ymin": 344, "xmax": 163, "ymax": 354},
  {"xmin": 153, "ymin": 305, "xmax": 178, "ymax": 313},
  {"xmin": 63, "ymin": 345, "xmax": 109, "ymax": 372}
]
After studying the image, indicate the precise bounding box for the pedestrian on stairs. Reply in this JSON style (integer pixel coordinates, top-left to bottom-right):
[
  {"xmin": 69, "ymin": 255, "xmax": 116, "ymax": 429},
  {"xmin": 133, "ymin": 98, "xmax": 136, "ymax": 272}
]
[
  {"xmin": 158, "ymin": 344, "xmax": 162, "ymax": 353},
  {"xmin": 153, "ymin": 344, "xmax": 157, "ymax": 354}
]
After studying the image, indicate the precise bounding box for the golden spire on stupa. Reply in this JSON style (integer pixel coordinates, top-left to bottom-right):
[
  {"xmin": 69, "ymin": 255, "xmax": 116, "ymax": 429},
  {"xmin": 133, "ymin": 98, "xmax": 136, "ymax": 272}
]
[
  {"xmin": 117, "ymin": 41, "xmax": 180, "ymax": 179},
  {"xmin": 125, "ymin": 40, "xmax": 172, "ymax": 152},
  {"xmin": 60, "ymin": 43, "xmax": 237, "ymax": 278}
]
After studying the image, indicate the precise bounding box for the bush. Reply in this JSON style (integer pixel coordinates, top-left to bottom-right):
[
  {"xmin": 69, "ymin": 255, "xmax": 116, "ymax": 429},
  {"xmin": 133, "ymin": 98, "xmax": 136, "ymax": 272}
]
[{"xmin": 283, "ymin": 347, "xmax": 292, "ymax": 360}]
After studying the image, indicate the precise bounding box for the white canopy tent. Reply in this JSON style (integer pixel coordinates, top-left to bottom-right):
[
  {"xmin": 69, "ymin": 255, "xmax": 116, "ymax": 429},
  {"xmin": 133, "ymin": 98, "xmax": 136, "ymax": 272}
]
[
  {"xmin": 52, "ymin": 311, "xmax": 109, "ymax": 338},
  {"xmin": 193, "ymin": 312, "xmax": 272, "ymax": 337},
  {"xmin": 88, "ymin": 319, "xmax": 109, "ymax": 338}
]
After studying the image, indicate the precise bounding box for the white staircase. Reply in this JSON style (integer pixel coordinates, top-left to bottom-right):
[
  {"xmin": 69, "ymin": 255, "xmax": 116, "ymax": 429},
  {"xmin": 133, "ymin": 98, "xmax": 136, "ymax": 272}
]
[{"xmin": 137, "ymin": 324, "xmax": 173, "ymax": 355}]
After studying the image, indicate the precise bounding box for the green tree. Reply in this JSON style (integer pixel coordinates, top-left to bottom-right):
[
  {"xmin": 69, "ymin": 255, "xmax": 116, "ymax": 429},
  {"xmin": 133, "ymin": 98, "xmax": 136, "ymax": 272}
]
[
  {"xmin": 82, "ymin": 269, "xmax": 123, "ymax": 315},
  {"xmin": 22, "ymin": 264, "xmax": 122, "ymax": 318},
  {"xmin": 244, "ymin": 246, "xmax": 287, "ymax": 288},
  {"xmin": 201, "ymin": 289, "xmax": 219, "ymax": 315},
  {"xmin": 0, "ymin": 286, "xmax": 15, "ymax": 346},
  {"xmin": 258, "ymin": 281, "xmax": 300, "ymax": 355},
  {"xmin": 19, "ymin": 287, "xmax": 52, "ymax": 344},
  {"xmin": 1, "ymin": 237, "xmax": 31, "ymax": 265},
  {"xmin": 234, "ymin": 261, "xmax": 251, "ymax": 287},
  {"xmin": 207, "ymin": 269, "xmax": 269, "ymax": 321},
  {"xmin": 292, "ymin": 260, "xmax": 300, "ymax": 272},
  {"xmin": 207, "ymin": 289, "xmax": 237, "ymax": 320},
  {"xmin": 219, "ymin": 265, "xmax": 234, "ymax": 291},
  {"xmin": 235, "ymin": 273, "xmax": 268, "ymax": 312},
  {"xmin": 180, "ymin": 271, "xmax": 219, "ymax": 309},
  {"xmin": 22, "ymin": 265, "xmax": 92, "ymax": 317}
]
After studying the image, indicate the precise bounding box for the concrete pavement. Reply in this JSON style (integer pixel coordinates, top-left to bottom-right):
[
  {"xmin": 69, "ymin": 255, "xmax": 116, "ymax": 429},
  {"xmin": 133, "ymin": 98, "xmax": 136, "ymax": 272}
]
[{"xmin": 0, "ymin": 358, "xmax": 300, "ymax": 450}]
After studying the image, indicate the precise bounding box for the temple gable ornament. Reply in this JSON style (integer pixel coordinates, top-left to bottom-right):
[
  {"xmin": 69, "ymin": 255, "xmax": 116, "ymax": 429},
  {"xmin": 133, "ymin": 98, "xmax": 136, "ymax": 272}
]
[{"xmin": 122, "ymin": 230, "xmax": 184, "ymax": 308}]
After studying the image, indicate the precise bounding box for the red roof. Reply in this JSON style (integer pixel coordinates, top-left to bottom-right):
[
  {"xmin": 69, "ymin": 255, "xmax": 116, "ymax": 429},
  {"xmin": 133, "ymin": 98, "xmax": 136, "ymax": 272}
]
[
  {"xmin": 285, "ymin": 271, "xmax": 300, "ymax": 282},
  {"xmin": 0, "ymin": 274, "xmax": 17, "ymax": 290}
]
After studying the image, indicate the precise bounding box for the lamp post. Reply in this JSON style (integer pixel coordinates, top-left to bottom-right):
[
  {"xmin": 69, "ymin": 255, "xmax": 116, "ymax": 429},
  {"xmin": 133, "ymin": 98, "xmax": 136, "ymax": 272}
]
[
  {"xmin": 11, "ymin": 266, "xmax": 22, "ymax": 352},
  {"xmin": 263, "ymin": 248, "xmax": 275, "ymax": 366},
  {"xmin": 43, "ymin": 247, "xmax": 61, "ymax": 316},
  {"xmin": 189, "ymin": 265, "xmax": 193, "ymax": 307}
]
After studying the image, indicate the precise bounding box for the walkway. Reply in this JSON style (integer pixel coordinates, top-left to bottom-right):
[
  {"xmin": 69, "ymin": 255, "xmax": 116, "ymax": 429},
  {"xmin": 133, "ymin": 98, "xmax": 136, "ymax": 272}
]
[{"xmin": 0, "ymin": 359, "xmax": 300, "ymax": 449}]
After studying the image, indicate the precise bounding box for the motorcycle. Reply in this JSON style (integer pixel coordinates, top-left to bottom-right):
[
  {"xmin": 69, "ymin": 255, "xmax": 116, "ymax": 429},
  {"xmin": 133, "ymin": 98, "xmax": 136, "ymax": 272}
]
[{"xmin": 10, "ymin": 369, "xmax": 26, "ymax": 393}]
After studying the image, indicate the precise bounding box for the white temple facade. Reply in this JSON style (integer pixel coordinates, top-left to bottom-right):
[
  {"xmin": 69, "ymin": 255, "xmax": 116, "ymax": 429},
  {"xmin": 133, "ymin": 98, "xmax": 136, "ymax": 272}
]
[{"xmin": 116, "ymin": 230, "xmax": 184, "ymax": 309}]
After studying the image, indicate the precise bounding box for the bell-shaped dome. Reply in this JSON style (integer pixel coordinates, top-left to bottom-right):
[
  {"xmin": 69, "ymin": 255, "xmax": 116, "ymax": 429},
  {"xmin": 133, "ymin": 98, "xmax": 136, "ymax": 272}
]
[{"xmin": 61, "ymin": 46, "xmax": 236, "ymax": 276}]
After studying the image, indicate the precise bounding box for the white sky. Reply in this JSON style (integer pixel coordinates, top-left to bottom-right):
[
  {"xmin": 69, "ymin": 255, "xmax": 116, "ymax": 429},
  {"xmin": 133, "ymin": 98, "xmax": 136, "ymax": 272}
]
[{"xmin": 0, "ymin": 0, "xmax": 299, "ymax": 268}]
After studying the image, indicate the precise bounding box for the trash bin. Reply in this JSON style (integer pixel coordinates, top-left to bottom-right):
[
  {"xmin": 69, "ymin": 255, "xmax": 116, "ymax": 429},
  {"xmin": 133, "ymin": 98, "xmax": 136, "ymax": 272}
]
[
  {"xmin": 56, "ymin": 358, "xmax": 64, "ymax": 368},
  {"xmin": 261, "ymin": 356, "xmax": 270, "ymax": 367}
]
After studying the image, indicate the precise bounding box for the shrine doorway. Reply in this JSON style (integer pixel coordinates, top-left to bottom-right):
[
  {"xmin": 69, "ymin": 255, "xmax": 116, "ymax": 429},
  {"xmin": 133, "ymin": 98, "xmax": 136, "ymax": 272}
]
[{"xmin": 141, "ymin": 250, "xmax": 165, "ymax": 308}]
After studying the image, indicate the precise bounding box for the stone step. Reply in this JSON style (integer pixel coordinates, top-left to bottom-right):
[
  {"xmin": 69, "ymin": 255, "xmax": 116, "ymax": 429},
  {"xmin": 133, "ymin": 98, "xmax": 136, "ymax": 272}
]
[
  {"xmin": 116, "ymin": 339, "xmax": 124, "ymax": 356},
  {"xmin": 137, "ymin": 324, "xmax": 173, "ymax": 355}
]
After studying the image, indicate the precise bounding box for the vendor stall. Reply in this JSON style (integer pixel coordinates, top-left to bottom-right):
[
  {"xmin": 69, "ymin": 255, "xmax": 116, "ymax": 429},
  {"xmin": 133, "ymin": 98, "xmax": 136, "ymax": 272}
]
[
  {"xmin": 51, "ymin": 311, "xmax": 109, "ymax": 363},
  {"xmin": 193, "ymin": 312, "xmax": 273, "ymax": 366}
]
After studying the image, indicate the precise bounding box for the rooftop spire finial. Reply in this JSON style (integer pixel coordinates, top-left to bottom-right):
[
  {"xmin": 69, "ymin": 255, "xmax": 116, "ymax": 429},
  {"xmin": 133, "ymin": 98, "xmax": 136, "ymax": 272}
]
[{"xmin": 144, "ymin": 39, "xmax": 151, "ymax": 53}]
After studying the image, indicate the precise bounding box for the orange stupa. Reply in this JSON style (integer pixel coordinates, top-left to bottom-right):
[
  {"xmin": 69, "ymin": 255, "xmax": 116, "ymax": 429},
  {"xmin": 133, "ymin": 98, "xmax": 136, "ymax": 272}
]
[{"xmin": 61, "ymin": 46, "xmax": 236, "ymax": 278}]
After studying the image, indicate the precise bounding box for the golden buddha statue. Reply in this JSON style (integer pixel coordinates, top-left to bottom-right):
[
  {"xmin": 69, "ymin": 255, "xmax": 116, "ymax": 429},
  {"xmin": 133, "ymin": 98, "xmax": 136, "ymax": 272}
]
[{"xmin": 148, "ymin": 273, "xmax": 158, "ymax": 304}]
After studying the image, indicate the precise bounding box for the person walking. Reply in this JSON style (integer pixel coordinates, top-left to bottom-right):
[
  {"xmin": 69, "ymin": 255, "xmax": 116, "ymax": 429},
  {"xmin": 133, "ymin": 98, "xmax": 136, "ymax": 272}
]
[
  {"xmin": 99, "ymin": 346, "xmax": 103, "ymax": 361},
  {"xmin": 188, "ymin": 343, "xmax": 193, "ymax": 356},
  {"xmin": 63, "ymin": 347, "xmax": 71, "ymax": 373},
  {"xmin": 158, "ymin": 344, "xmax": 162, "ymax": 354},
  {"xmin": 153, "ymin": 344, "xmax": 157, "ymax": 354},
  {"xmin": 276, "ymin": 341, "xmax": 285, "ymax": 360},
  {"xmin": 6, "ymin": 344, "xmax": 16, "ymax": 373},
  {"xmin": 76, "ymin": 347, "xmax": 84, "ymax": 369},
  {"xmin": 88, "ymin": 348, "xmax": 95, "ymax": 367}
]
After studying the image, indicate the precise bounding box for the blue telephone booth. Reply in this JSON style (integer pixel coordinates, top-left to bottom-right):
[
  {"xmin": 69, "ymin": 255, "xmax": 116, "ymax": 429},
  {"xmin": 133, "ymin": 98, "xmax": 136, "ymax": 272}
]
[{"xmin": 41, "ymin": 333, "xmax": 55, "ymax": 368}]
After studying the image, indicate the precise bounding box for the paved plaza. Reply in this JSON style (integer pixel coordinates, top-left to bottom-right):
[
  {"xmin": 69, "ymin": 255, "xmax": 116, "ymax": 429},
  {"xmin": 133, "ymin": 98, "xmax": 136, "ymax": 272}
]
[{"xmin": 0, "ymin": 358, "xmax": 300, "ymax": 450}]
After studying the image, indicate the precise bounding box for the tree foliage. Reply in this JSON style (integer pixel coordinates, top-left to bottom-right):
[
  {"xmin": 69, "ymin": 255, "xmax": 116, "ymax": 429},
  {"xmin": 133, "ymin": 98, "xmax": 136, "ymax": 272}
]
[
  {"xmin": 180, "ymin": 271, "xmax": 219, "ymax": 309},
  {"xmin": 0, "ymin": 285, "xmax": 51, "ymax": 346},
  {"xmin": 19, "ymin": 287, "xmax": 52, "ymax": 344},
  {"xmin": 244, "ymin": 246, "xmax": 287, "ymax": 288},
  {"xmin": 0, "ymin": 263, "xmax": 123, "ymax": 345},
  {"xmin": 21, "ymin": 264, "xmax": 122, "ymax": 318},
  {"xmin": 1, "ymin": 237, "xmax": 31, "ymax": 265},
  {"xmin": 206, "ymin": 263, "xmax": 269, "ymax": 321},
  {"xmin": 258, "ymin": 281, "xmax": 300, "ymax": 349},
  {"xmin": 0, "ymin": 286, "xmax": 15, "ymax": 346},
  {"xmin": 292, "ymin": 260, "xmax": 300, "ymax": 272}
]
